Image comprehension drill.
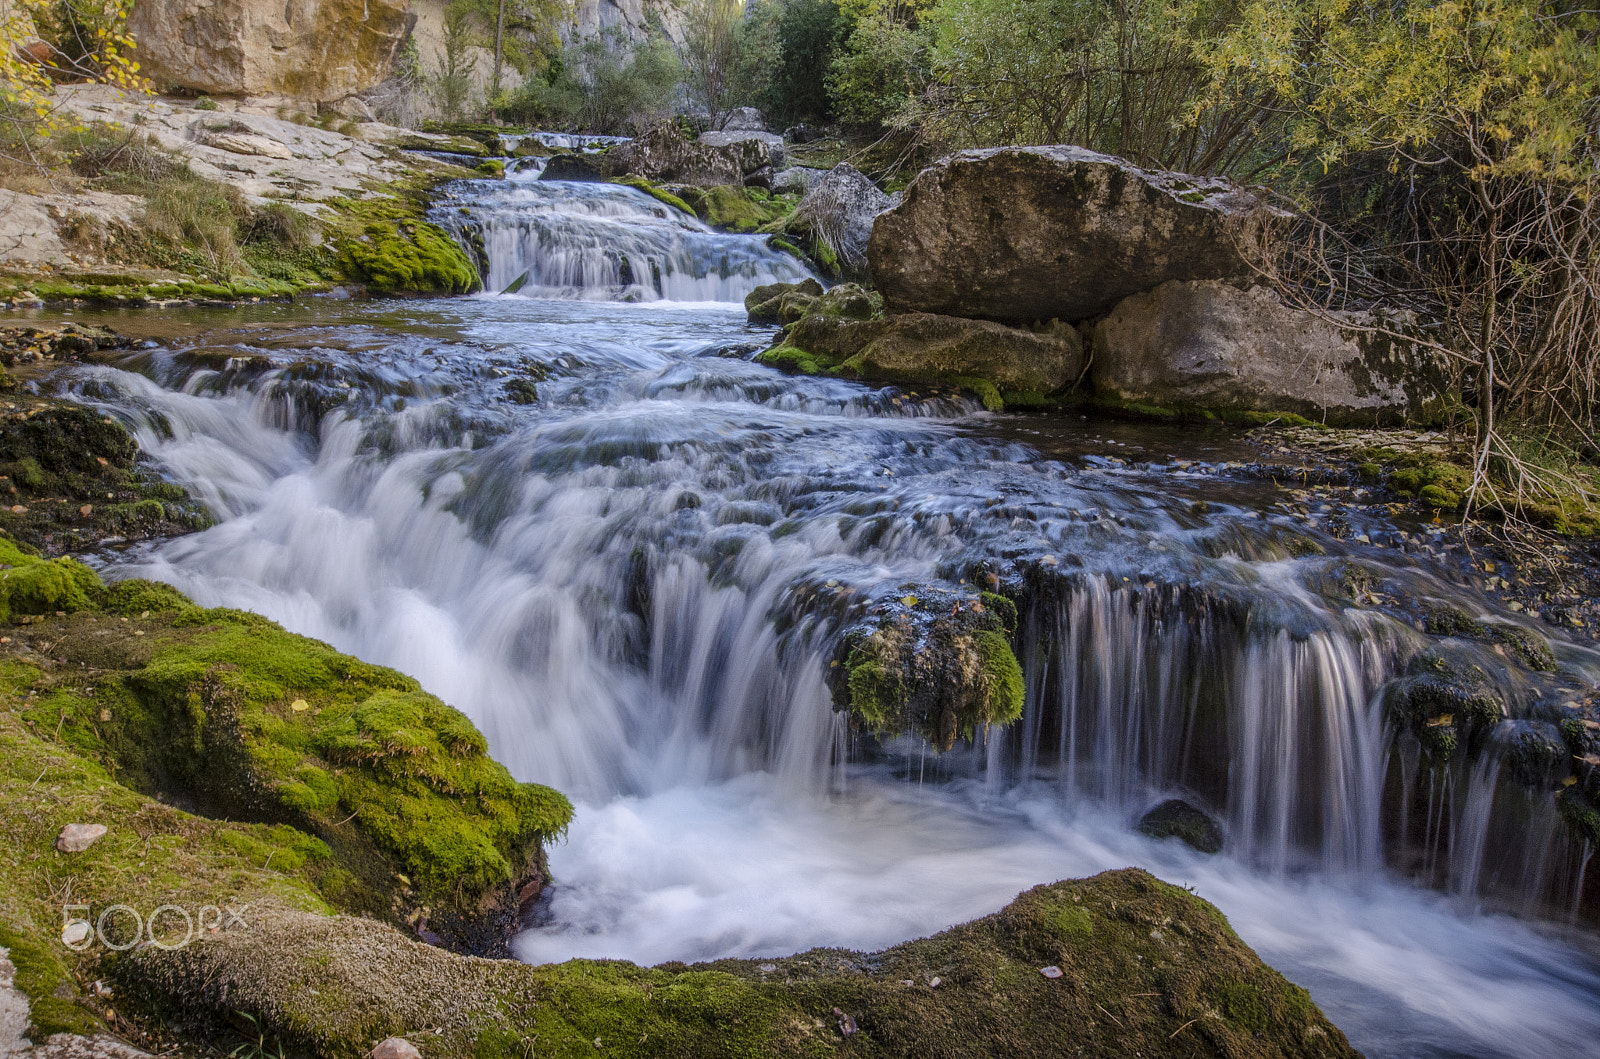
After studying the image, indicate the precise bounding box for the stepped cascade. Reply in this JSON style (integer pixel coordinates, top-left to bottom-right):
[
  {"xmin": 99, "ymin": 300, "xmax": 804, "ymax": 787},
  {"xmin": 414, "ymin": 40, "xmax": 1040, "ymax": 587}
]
[{"xmin": 45, "ymin": 161, "xmax": 1600, "ymax": 1059}]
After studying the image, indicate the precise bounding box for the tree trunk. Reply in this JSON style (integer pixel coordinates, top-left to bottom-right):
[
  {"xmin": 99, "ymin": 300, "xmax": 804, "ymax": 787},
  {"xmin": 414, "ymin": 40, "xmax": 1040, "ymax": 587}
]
[{"xmin": 492, "ymin": 0, "xmax": 506, "ymax": 116}]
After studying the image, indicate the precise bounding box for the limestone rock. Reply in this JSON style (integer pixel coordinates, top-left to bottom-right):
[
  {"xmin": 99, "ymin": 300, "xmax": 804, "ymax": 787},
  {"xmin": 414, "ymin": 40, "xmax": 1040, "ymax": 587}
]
[
  {"xmin": 746, "ymin": 278, "xmax": 823, "ymax": 324},
  {"xmin": 1092, "ymin": 280, "xmax": 1442, "ymax": 425},
  {"xmin": 371, "ymin": 1039, "xmax": 421, "ymax": 1059},
  {"xmin": 869, "ymin": 146, "xmax": 1287, "ymax": 324},
  {"xmin": 771, "ymin": 167, "xmax": 826, "ymax": 195},
  {"xmin": 720, "ymin": 107, "xmax": 766, "ymax": 131},
  {"xmin": 128, "ymin": 0, "xmax": 413, "ymax": 102},
  {"xmin": 56, "ymin": 822, "xmax": 108, "ymax": 852},
  {"xmin": 602, "ymin": 123, "xmax": 775, "ymax": 186},
  {"xmin": 794, "ymin": 164, "xmax": 892, "ymax": 278},
  {"xmin": 205, "ymin": 132, "xmax": 294, "ymax": 159}
]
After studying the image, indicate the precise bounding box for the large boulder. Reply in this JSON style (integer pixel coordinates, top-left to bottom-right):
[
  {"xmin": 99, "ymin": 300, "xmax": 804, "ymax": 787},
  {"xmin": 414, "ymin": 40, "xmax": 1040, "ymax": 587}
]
[
  {"xmin": 793, "ymin": 163, "xmax": 893, "ymax": 280},
  {"xmin": 869, "ymin": 146, "xmax": 1286, "ymax": 324},
  {"xmin": 758, "ymin": 285, "xmax": 1085, "ymax": 398},
  {"xmin": 1092, "ymin": 280, "xmax": 1443, "ymax": 425},
  {"xmin": 602, "ymin": 123, "xmax": 776, "ymax": 186},
  {"xmin": 129, "ymin": 0, "xmax": 413, "ymax": 102}
]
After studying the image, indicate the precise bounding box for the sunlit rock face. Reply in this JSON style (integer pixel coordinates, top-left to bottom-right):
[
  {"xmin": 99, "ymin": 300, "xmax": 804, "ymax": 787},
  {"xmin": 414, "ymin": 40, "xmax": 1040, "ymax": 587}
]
[{"xmin": 128, "ymin": 0, "xmax": 413, "ymax": 101}]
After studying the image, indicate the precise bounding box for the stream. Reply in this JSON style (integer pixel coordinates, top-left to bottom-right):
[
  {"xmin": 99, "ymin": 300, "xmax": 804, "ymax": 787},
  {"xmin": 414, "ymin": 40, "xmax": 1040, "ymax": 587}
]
[{"xmin": 33, "ymin": 168, "xmax": 1600, "ymax": 1058}]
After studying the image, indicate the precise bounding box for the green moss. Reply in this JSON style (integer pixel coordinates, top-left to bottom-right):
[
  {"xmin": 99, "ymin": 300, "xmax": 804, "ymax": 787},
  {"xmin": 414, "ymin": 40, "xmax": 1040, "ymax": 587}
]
[
  {"xmin": 334, "ymin": 220, "xmax": 479, "ymax": 296},
  {"xmin": 952, "ymin": 375, "xmax": 1005, "ymax": 412},
  {"xmin": 614, "ymin": 177, "xmax": 695, "ymax": 217},
  {"xmin": 1214, "ymin": 979, "xmax": 1270, "ymax": 1034},
  {"xmin": 0, "ymin": 922, "xmax": 102, "ymax": 1038},
  {"xmin": 979, "ymin": 591, "xmax": 1018, "ymax": 634},
  {"xmin": 675, "ymin": 186, "xmax": 796, "ymax": 233},
  {"xmin": 0, "ymin": 536, "xmax": 100, "ymax": 622},
  {"xmin": 755, "ymin": 345, "xmax": 843, "ymax": 376},
  {"xmin": 1052, "ymin": 903, "xmax": 1093, "ymax": 938},
  {"xmin": 975, "ymin": 630, "xmax": 1024, "ymax": 727}
]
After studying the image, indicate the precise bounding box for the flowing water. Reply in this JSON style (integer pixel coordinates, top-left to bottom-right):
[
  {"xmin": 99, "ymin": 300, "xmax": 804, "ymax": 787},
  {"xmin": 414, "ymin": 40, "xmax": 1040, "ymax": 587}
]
[{"xmin": 36, "ymin": 168, "xmax": 1600, "ymax": 1058}]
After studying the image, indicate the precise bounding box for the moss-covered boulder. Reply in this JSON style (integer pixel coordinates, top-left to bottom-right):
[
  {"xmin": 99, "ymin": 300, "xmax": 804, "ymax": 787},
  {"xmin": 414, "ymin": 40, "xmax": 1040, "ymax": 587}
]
[
  {"xmin": 0, "ymin": 547, "xmax": 568, "ymax": 954},
  {"xmin": 833, "ymin": 587, "xmax": 1024, "ymax": 750},
  {"xmin": 0, "ymin": 378, "xmax": 212, "ymax": 554},
  {"xmin": 672, "ymin": 185, "xmax": 799, "ymax": 232},
  {"xmin": 755, "ymin": 287, "xmax": 1085, "ymax": 410},
  {"xmin": 746, "ymin": 277, "xmax": 824, "ymax": 324},
  {"xmin": 112, "ymin": 868, "xmax": 1357, "ymax": 1059}
]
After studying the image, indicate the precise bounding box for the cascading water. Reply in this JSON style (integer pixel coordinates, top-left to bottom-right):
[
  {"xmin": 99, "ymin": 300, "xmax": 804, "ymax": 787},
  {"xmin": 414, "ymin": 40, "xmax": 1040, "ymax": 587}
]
[
  {"xmin": 436, "ymin": 179, "xmax": 812, "ymax": 300},
  {"xmin": 41, "ymin": 161, "xmax": 1600, "ymax": 1058}
]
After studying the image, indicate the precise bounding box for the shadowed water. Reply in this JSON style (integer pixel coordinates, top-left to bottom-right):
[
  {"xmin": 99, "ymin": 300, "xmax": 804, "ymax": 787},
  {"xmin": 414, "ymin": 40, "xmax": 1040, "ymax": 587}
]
[{"xmin": 35, "ymin": 173, "xmax": 1600, "ymax": 1058}]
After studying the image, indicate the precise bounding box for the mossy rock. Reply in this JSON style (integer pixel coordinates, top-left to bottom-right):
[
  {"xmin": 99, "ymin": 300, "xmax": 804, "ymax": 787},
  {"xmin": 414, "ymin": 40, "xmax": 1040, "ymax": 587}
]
[
  {"xmin": 614, "ymin": 177, "xmax": 695, "ymax": 217},
  {"xmin": 334, "ymin": 220, "xmax": 480, "ymax": 296},
  {"xmin": 674, "ymin": 185, "xmax": 797, "ymax": 233},
  {"xmin": 1138, "ymin": 798, "xmax": 1225, "ymax": 854},
  {"xmin": 834, "ymin": 587, "xmax": 1024, "ymax": 750},
  {"xmin": 0, "ymin": 546, "xmax": 568, "ymax": 945},
  {"xmin": 110, "ymin": 868, "xmax": 1358, "ymax": 1059}
]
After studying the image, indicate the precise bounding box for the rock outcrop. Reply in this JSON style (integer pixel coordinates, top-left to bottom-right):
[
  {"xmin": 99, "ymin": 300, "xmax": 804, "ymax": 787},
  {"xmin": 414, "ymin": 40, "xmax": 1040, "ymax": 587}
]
[
  {"xmin": 601, "ymin": 122, "xmax": 776, "ymax": 186},
  {"xmin": 128, "ymin": 0, "xmax": 413, "ymax": 102},
  {"xmin": 793, "ymin": 163, "xmax": 892, "ymax": 278},
  {"xmin": 1092, "ymin": 280, "xmax": 1442, "ymax": 425},
  {"xmin": 869, "ymin": 146, "xmax": 1286, "ymax": 324},
  {"xmin": 755, "ymin": 284, "xmax": 1084, "ymax": 401}
]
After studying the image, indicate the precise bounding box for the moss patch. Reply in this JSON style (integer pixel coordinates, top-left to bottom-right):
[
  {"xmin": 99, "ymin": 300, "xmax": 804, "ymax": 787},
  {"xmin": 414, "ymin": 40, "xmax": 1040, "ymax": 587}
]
[
  {"xmin": 613, "ymin": 177, "xmax": 695, "ymax": 217},
  {"xmin": 674, "ymin": 185, "xmax": 798, "ymax": 233}
]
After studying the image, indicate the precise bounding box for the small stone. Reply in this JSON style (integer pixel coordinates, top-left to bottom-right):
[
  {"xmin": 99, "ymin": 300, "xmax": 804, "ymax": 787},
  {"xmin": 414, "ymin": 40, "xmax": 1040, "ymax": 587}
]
[
  {"xmin": 57, "ymin": 822, "xmax": 108, "ymax": 852},
  {"xmin": 1040, "ymin": 966, "xmax": 1063, "ymax": 979},
  {"xmin": 61, "ymin": 921, "xmax": 91, "ymax": 946},
  {"xmin": 832, "ymin": 1008, "xmax": 858, "ymax": 1037},
  {"xmin": 928, "ymin": 976, "xmax": 941, "ymax": 988},
  {"xmin": 371, "ymin": 1039, "xmax": 421, "ymax": 1059},
  {"xmin": 291, "ymin": 699, "xmax": 310, "ymax": 712},
  {"xmin": 79, "ymin": 504, "xmax": 92, "ymax": 517},
  {"xmin": 99, "ymin": 709, "xmax": 111, "ymax": 722},
  {"xmin": 9, "ymin": 504, "xmax": 25, "ymax": 513}
]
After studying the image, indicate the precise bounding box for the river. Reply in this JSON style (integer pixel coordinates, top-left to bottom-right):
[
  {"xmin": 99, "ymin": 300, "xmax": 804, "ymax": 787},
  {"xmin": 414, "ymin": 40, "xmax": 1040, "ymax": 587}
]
[{"xmin": 36, "ymin": 171, "xmax": 1600, "ymax": 1058}]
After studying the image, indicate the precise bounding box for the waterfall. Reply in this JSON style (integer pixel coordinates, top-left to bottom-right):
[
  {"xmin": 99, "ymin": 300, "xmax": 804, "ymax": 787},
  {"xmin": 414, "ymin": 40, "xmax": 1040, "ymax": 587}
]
[
  {"xmin": 48, "ymin": 165, "xmax": 1600, "ymax": 1056},
  {"xmin": 435, "ymin": 180, "xmax": 813, "ymax": 301}
]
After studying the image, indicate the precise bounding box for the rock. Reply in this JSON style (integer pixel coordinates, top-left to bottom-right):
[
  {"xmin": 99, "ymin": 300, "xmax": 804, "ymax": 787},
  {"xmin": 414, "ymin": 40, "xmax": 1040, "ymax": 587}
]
[
  {"xmin": 205, "ymin": 132, "xmax": 294, "ymax": 159},
  {"xmin": 767, "ymin": 295, "xmax": 1085, "ymax": 399},
  {"xmin": 371, "ymin": 1039, "xmax": 421, "ymax": 1059},
  {"xmin": 61, "ymin": 920, "xmax": 93, "ymax": 947},
  {"xmin": 700, "ymin": 130, "xmax": 785, "ymax": 166},
  {"xmin": 129, "ymin": 0, "xmax": 412, "ymax": 102},
  {"xmin": 742, "ymin": 166, "xmax": 774, "ymax": 190},
  {"xmin": 869, "ymin": 145, "xmax": 1287, "ymax": 324},
  {"xmin": 1137, "ymin": 799, "xmax": 1224, "ymax": 854},
  {"xmin": 746, "ymin": 278, "xmax": 823, "ymax": 325},
  {"xmin": 793, "ymin": 163, "xmax": 892, "ymax": 278},
  {"xmin": 784, "ymin": 123, "xmax": 826, "ymax": 144},
  {"xmin": 539, "ymin": 154, "xmax": 604, "ymax": 182},
  {"xmin": 720, "ymin": 107, "xmax": 766, "ymax": 131},
  {"xmin": 1092, "ymin": 280, "xmax": 1443, "ymax": 425},
  {"xmin": 322, "ymin": 96, "xmax": 375, "ymax": 122},
  {"xmin": 771, "ymin": 167, "xmax": 826, "ymax": 194},
  {"xmin": 56, "ymin": 822, "xmax": 108, "ymax": 853},
  {"xmin": 601, "ymin": 123, "xmax": 776, "ymax": 186}
]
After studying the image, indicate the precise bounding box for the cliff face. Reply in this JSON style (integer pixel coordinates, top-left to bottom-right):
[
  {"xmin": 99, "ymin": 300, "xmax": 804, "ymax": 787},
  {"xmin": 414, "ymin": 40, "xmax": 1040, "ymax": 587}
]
[{"xmin": 128, "ymin": 0, "xmax": 414, "ymax": 101}]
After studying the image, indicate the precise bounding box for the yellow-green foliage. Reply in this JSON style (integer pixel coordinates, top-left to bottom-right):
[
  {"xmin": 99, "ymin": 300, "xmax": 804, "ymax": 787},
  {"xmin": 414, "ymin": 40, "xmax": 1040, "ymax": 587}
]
[{"xmin": 614, "ymin": 177, "xmax": 695, "ymax": 216}]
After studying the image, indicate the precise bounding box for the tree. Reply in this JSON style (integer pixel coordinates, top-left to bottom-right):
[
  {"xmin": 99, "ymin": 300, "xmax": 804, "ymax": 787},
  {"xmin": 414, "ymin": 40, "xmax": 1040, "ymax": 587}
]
[
  {"xmin": 677, "ymin": 0, "xmax": 780, "ymax": 128},
  {"xmin": 763, "ymin": 0, "xmax": 853, "ymax": 126},
  {"xmin": 1, "ymin": 0, "xmax": 146, "ymax": 153},
  {"xmin": 1198, "ymin": 0, "xmax": 1600, "ymax": 509}
]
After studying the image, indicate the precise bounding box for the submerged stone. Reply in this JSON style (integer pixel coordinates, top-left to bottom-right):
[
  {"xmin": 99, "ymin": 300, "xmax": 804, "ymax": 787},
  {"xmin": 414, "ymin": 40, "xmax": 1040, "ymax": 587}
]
[{"xmin": 1138, "ymin": 799, "xmax": 1224, "ymax": 855}]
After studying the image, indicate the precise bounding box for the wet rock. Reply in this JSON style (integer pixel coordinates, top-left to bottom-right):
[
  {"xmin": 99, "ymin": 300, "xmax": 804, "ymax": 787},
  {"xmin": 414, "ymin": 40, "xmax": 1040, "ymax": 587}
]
[
  {"xmin": 601, "ymin": 122, "xmax": 776, "ymax": 186},
  {"xmin": 1491, "ymin": 721, "xmax": 1568, "ymax": 788},
  {"xmin": 745, "ymin": 278, "xmax": 823, "ymax": 325},
  {"xmin": 759, "ymin": 289, "xmax": 1084, "ymax": 401},
  {"xmin": 538, "ymin": 154, "xmax": 604, "ymax": 182},
  {"xmin": 869, "ymin": 146, "xmax": 1288, "ymax": 324},
  {"xmin": 1137, "ymin": 799, "xmax": 1224, "ymax": 854},
  {"xmin": 832, "ymin": 587, "xmax": 1023, "ymax": 750},
  {"xmin": 55, "ymin": 823, "xmax": 107, "ymax": 853},
  {"xmin": 371, "ymin": 1038, "xmax": 421, "ymax": 1059},
  {"xmin": 129, "ymin": 0, "xmax": 411, "ymax": 101},
  {"xmin": 793, "ymin": 163, "xmax": 892, "ymax": 278},
  {"xmin": 1092, "ymin": 280, "xmax": 1443, "ymax": 426},
  {"xmin": 1383, "ymin": 651, "xmax": 1506, "ymax": 759}
]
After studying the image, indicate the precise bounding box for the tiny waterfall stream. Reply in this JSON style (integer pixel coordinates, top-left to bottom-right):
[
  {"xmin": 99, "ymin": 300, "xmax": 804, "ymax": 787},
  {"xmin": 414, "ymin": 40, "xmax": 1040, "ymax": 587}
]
[{"xmin": 40, "ymin": 168, "xmax": 1600, "ymax": 1058}]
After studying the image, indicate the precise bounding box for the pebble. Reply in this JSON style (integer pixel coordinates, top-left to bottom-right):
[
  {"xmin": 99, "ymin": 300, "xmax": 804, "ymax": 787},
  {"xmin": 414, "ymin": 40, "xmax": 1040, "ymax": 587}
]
[
  {"xmin": 832, "ymin": 1008, "xmax": 858, "ymax": 1037},
  {"xmin": 371, "ymin": 1039, "xmax": 421, "ymax": 1059},
  {"xmin": 61, "ymin": 920, "xmax": 91, "ymax": 946},
  {"xmin": 56, "ymin": 822, "xmax": 108, "ymax": 853},
  {"xmin": 1039, "ymin": 966, "xmax": 1063, "ymax": 979}
]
